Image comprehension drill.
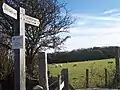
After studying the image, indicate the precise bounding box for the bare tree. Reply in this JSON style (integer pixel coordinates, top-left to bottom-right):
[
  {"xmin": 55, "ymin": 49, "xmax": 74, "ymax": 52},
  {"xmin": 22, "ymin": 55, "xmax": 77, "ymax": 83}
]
[
  {"xmin": 0, "ymin": 0, "xmax": 73, "ymax": 75},
  {"xmin": 0, "ymin": 4, "xmax": 14, "ymax": 79}
]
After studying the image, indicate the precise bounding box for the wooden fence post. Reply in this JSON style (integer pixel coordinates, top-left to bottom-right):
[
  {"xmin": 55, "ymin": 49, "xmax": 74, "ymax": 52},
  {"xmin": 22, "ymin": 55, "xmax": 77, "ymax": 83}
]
[
  {"xmin": 48, "ymin": 71, "xmax": 50, "ymax": 78},
  {"xmin": 61, "ymin": 68, "xmax": 69, "ymax": 90},
  {"xmin": 0, "ymin": 84, "xmax": 1, "ymax": 90},
  {"xmin": 58, "ymin": 75, "xmax": 61, "ymax": 90},
  {"xmin": 86, "ymin": 69, "xmax": 89, "ymax": 88},
  {"xmin": 38, "ymin": 52, "xmax": 49, "ymax": 90},
  {"xmin": 105, "ymin": 68, "xmax": 107, "ymax": 87},
  {"xmin": 115, "ymin": 47, "xmax": 120, "ymax": 88}
]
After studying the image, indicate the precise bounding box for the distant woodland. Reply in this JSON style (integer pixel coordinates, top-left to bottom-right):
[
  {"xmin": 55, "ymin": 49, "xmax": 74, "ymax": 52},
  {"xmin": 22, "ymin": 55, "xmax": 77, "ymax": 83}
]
[{"xmin": 48, "ymin": 46, "xmax": 119, "ymax": 63}]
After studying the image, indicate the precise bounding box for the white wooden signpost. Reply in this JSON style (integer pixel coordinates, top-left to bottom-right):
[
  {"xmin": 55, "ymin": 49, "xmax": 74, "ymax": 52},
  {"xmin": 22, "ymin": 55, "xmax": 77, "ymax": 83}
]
[
  {"xmin": 2, "ymin": 2, "xmax": 40, "ymax": 90},
  {"xmin": 25, "ymin": 15, "xmax": 40, "ymax": 26},
  {"xmin": 2, "ymin": 3, "xmax": 17, "ymax": 19}
]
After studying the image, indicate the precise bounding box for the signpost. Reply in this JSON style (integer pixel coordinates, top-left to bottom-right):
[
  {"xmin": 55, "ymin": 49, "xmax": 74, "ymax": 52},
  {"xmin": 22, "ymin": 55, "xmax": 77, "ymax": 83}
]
[
  {"xmin": 25, "ymin": 15, "xmax": 40, "ymax": 26},
  {"xmin": 2, "ymin": 3, "xmax": 17, "ymax": 19},
  {"xmin": 2, "ymin": 3, "xmax": 40, "ymax": 90}
]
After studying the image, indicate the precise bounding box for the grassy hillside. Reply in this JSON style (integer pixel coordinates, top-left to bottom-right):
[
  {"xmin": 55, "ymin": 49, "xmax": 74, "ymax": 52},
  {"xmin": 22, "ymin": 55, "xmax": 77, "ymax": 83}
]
[{"xmin": 48, "ymin": 58, "xmax": 116, "ymax": 89}]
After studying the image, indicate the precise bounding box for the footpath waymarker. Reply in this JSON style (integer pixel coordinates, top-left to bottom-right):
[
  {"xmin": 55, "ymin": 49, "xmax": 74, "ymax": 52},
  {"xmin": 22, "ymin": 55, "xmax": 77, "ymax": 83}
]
[
  {"xmin": 2, "ymin": 3, "xmax": 40, "ymax": 90},
  {"xmin": 12, "ymin": 35, "xmax": 23, "ymax": 49}
]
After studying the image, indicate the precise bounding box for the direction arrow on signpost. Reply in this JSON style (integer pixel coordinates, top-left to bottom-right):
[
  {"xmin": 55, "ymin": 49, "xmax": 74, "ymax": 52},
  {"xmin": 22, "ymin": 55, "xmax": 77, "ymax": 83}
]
[
  {"xmin": 25, "ymin": 15, "xmax": 40, "ymax": 26},
  {"xmin": 2, "ymin": 3, "xmax": 40, "ymax": 26},
  {"xmin": 2, "ymin": 3, "xmax": 17, "ymax": 19}
]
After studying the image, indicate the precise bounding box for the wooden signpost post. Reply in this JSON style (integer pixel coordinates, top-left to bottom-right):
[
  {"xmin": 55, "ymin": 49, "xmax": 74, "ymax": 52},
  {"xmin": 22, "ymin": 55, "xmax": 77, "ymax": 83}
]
[{"xmin": 2, "ymin": 3, "xmax": 40, "ymax": 90}]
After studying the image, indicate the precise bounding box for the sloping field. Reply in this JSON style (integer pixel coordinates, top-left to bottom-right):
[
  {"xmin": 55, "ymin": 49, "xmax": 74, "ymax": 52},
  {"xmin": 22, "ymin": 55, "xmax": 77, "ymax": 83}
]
[{"xmin": 48, "ymin": 59, "xmax": 116, "ymax": 89}]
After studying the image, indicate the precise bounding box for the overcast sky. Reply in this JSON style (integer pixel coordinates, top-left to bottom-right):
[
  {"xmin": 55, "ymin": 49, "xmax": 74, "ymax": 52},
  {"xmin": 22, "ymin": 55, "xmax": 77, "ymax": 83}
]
[{"xmin": 56, "ymin": 0, "xmax": 120, "ymax": 51}]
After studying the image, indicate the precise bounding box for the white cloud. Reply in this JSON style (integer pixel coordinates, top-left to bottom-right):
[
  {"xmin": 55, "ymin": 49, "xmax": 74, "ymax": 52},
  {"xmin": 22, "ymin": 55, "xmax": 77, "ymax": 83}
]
[
  {"xmin": 65, "ymin": 30, "xmax": 120, "ymax": 51},
  {"xmin": 72, "ymin": 13, "xmax": 120, "ymax": 21},
  {"xmin": 64, "ymin": 11, "xmax": 120, "ymax": 51},
  {"xmin": 70, "ymin": 27, "xmax": 120, "ymax": 37},
  {"xmin": 103, "ymin": 9, "xmax": 120, "ymax": 14}
]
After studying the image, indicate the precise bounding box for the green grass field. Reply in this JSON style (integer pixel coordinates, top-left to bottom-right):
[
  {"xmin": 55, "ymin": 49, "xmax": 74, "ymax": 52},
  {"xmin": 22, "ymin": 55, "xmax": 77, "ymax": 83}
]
[{"xmin": 48, "ymin": 58, "xmax": 116, "ymax": 89}]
